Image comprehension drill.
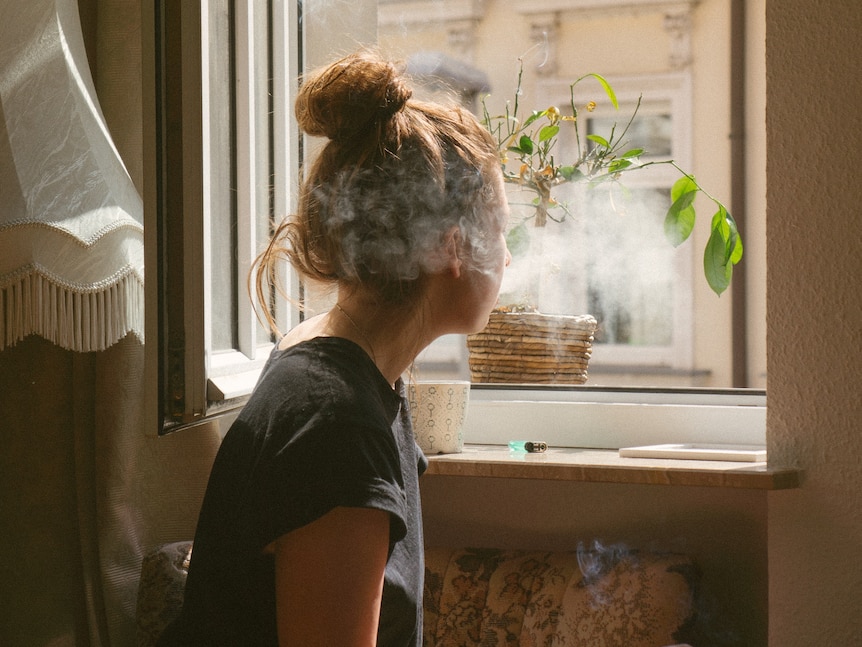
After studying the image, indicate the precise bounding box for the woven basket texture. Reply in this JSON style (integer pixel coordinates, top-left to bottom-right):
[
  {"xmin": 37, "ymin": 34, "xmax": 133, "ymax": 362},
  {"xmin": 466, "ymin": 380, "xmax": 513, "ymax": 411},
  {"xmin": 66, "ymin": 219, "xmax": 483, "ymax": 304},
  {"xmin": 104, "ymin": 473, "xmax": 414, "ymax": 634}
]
[{"xmin": 467, "ymin": 312, "xmax": 597, "ymax": 384}]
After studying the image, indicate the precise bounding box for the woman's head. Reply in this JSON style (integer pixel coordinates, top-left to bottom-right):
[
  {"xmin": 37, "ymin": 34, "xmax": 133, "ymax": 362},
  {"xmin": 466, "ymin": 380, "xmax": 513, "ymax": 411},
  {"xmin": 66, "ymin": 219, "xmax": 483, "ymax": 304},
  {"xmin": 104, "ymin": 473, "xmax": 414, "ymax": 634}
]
[{"xmin": 257, "ymin": 50, "xmax": 508, "ymax": 326}]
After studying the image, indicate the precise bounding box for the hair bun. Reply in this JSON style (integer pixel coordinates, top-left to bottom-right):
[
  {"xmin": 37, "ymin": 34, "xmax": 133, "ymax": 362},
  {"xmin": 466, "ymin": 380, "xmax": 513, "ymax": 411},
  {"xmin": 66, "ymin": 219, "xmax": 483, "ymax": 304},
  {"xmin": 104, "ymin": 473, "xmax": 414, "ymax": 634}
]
[{"xmin": 295, "ymin": 51, "xmax": 413, "ymax": 142}]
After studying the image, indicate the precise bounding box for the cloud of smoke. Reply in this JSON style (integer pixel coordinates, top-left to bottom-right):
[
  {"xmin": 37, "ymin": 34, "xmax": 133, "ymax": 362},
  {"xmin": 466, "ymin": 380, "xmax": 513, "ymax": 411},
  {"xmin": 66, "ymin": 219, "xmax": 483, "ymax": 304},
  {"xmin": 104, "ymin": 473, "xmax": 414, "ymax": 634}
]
[
  {"xmin": 315, "ymin": 151, "xmax": 505, "ymax": 290},
  {"xmin": 498, "ymin": 181, "xmax": 680, "ymax": 343}
]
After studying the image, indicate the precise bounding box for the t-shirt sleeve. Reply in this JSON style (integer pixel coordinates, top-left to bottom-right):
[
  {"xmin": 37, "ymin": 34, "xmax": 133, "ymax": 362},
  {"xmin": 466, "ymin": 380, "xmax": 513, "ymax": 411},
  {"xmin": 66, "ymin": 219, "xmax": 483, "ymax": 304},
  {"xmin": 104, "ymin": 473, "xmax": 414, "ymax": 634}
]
[{"xmin": 255, "ymin": 412, "xmax": 409, "ymax": 549}]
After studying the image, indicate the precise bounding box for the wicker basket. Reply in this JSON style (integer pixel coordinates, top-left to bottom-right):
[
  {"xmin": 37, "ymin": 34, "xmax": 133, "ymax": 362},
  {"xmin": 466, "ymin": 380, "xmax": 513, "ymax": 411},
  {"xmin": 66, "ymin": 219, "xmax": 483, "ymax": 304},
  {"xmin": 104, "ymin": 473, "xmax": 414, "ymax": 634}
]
[{"xmin": 467, "ymin": 311, "xmax": 597, "ymax": 384}]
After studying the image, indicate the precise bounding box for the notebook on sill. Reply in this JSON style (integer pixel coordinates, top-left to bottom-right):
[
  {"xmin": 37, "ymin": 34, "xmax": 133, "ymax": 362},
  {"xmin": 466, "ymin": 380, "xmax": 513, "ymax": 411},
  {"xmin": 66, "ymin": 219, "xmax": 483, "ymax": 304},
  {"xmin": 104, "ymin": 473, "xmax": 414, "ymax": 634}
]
[{"xmin": 619, "ymin": 443, "xmax": 767, "ymax": 462}]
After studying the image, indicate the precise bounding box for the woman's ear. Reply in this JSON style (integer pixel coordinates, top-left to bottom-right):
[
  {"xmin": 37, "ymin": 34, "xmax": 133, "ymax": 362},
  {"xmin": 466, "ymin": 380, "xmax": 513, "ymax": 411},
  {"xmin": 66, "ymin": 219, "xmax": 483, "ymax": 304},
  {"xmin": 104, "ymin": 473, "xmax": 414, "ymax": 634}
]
[{"xmin": 442, "ymin": 226, "xmax": 463, "ymax": 278}]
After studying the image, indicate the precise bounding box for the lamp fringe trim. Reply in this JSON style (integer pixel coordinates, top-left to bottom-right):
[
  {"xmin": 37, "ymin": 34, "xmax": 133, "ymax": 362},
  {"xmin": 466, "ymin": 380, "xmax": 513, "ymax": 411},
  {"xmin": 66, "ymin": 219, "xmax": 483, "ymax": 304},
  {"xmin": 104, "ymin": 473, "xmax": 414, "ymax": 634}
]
[{"xmin": 0, "ymin": 269, "xmax": 144, "ymax": 352}]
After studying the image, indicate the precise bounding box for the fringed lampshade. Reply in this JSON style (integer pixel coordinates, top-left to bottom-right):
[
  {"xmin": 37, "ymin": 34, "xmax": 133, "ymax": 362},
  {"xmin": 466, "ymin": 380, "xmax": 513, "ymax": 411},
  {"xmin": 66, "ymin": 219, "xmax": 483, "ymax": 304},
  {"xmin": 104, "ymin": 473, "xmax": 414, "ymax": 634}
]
[{"xmin": 0, "ymin": 0, "xmax": 144, "ymax": 352}]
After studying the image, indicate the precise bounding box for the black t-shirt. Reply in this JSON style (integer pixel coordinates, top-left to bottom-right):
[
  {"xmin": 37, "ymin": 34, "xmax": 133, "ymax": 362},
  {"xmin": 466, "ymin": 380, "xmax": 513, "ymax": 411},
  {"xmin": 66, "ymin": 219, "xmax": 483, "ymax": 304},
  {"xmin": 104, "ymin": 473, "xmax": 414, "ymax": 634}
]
[{"xmin": 158, "ymin": 337, "xmax": 427, "ymax": 646}]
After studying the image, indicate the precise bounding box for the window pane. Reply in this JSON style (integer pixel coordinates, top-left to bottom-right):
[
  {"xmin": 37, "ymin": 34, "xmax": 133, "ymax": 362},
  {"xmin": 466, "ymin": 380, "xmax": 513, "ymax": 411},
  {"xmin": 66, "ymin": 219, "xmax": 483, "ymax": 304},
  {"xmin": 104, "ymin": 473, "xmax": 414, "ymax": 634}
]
[
  {"xmin": 208, "ymin": 0, "xmax": 274, "ymax": 355},
  {"xmin": 208, "ymin": 0, "xmax": 237, "ymax": 352},
  {"xmin": 374, "ymin": 0, "xmax": 762, "ymax": 389},
  {"xmin": 252, "ymin": 0, "xmax": 274, "ymax": 345}
]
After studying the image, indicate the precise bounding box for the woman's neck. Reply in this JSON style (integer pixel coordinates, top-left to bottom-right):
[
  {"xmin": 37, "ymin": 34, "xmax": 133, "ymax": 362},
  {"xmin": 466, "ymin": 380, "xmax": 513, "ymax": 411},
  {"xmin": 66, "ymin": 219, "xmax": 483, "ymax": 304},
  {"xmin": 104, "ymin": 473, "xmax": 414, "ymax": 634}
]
[
  {"xmin": 329, "ymin": 292, "xmax": 431, "ymax": 387},
  {"xmin": 277, "ymin": 288, "xmax": 441, "ymax": 387}
]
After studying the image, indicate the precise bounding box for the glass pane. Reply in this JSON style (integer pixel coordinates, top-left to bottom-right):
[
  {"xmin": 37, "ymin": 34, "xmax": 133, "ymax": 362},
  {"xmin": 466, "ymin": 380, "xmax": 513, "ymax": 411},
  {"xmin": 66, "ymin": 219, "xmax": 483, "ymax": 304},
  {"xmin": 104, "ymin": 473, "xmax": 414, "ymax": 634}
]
[
  {"xmin": 208, "ymin": 0, "xmax": 273, "ymax": 353},
  {"xmin": 586, "ymin": 188, "xmax": 675, "ymax": 347},
  {"xmin": 253, "ymin": 0, "xmax": 274, "ymax": 344},
  {"xmin": 373, "ymin": 0, "xmax": 763, "ymax": 389},
  {"xmin": 208, "ymin": 0, "xmax": 238, "ymax": 352}
]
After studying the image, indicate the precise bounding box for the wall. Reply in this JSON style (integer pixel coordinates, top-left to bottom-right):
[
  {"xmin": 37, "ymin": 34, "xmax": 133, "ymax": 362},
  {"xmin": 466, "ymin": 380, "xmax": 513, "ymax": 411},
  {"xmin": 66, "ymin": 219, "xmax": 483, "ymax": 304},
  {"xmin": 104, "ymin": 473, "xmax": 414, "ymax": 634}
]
[{"xmin": 765, "ymin": 0, "xmax": 862, "ymax": 644}]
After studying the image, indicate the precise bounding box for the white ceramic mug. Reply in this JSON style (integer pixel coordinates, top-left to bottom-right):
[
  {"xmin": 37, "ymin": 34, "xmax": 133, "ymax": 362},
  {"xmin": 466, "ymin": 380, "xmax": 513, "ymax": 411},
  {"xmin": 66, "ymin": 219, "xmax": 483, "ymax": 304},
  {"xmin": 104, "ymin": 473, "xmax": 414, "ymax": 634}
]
[{"xmin": 407, "ymin": 381, "xmax": 470, "ymax": 454}]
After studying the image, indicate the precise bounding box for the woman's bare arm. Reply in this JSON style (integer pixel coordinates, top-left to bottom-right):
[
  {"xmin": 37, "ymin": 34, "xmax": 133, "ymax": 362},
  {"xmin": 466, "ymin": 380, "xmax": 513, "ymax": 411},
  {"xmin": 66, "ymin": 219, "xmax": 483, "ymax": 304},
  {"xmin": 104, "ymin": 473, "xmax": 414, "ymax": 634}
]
[{"xmin": 271, "ymin": 506, "xmax": 390, "ymax": 646}]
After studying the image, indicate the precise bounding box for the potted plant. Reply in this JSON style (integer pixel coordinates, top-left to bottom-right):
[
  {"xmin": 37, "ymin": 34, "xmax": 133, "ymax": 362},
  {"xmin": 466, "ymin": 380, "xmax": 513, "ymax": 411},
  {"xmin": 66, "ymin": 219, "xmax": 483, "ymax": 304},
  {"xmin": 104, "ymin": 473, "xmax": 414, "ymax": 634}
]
[{"xmin": 467, "ymin": 63, "xmax": 743, "ymax": 384}]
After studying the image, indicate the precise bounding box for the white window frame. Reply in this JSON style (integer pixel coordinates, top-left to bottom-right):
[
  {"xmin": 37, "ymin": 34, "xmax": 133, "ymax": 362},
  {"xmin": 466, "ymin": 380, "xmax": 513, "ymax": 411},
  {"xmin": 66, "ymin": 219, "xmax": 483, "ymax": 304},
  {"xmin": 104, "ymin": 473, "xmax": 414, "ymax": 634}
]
[
  {"xmin": 205, "ymin": 0, "xmax": 301, "ymax": 405},
  {"xmin": 144, "ymin": 0, "xmax": 300, "ymax": 432},
  {"xmin": 145, "ymin": 0, "xmax": 764, "ymax": 451},
  {"xmin": 466, "ymin": 385, "xmax": 765, "ymax": 449}
]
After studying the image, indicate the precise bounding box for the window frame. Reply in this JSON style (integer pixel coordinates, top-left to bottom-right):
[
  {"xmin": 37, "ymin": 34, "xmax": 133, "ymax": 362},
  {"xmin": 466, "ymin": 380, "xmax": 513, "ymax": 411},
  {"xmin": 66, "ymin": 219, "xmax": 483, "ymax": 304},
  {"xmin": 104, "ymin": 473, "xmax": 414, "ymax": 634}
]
[
  {"xmin": 144, "ymin": 0, "xmax": 300, "ymax": 433},
  {"xmin": 144, "ymin": 0, "xmax": 764, "ymax": 449},
  {"xmin": 205, "ymin": 0, "xmax": 301, "ymax": 407},
  {"xmin": 466, "ymin": 385, "xmax": 764, "ymax": 449}
]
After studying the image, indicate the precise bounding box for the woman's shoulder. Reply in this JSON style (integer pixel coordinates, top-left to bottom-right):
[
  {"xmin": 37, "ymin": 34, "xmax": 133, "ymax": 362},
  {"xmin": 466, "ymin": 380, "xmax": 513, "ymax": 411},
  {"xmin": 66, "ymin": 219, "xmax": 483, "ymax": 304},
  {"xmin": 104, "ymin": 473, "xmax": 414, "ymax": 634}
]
[
  {"xmin": 254, "ymin": 337, "xmax": 399, "ymax": 419},
  {"xmin": 266, "ymin": 336, "xmax": 376, "ymax": 382},
  {"xmin": 228, "ymin": 338, "xmax": 404, "ymax": 466}
]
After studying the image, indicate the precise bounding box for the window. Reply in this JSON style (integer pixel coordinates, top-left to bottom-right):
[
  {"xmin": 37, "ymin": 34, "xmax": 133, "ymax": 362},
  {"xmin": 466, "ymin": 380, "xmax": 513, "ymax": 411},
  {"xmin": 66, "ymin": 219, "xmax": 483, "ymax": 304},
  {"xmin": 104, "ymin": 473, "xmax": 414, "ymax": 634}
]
[
  {"xmin": 144, "ymin": 0, "xmax": 299, "ymax": 430},
  {"xmin": 144, "ymin": 0, "xmax": 765, "ymax": 445},
  {"xmin": 204, "ymin": 1, "xmax": 299, "ymax": 406},
  {"xmin": 379, "ymin": 0, "xmax": 754, "ymax": 389}
]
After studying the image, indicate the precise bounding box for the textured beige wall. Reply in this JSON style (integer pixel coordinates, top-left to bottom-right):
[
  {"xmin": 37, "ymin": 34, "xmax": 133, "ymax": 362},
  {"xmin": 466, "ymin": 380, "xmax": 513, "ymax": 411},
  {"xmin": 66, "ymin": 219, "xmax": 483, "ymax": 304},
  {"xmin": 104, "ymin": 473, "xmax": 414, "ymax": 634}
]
[{"xmin": 765, "ymin": 0, "xmax": 862, "ymax": 644}]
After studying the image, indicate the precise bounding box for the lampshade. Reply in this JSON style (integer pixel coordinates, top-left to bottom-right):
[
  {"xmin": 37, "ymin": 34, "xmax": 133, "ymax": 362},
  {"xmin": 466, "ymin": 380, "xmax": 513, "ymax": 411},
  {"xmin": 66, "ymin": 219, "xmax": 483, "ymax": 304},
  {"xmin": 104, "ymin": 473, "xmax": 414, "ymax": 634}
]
[{"xmin": 0, "ymin": 0, "xmax": 144, "ymax": 352}]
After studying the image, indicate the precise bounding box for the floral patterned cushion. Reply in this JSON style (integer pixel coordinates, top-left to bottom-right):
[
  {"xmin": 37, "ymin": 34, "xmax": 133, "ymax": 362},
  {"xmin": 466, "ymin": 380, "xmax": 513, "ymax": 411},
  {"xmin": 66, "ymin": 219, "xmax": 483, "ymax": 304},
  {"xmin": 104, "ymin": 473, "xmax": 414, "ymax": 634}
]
[
  {"xmin": 136, "ymin": 541, "xmax": 192, "ymax": 647},
  {"xmin": 137, "ymin": 543, "xmax": 696, "ymax": 647},
  {"xmin": 423, "ymin": 547, "xmax": 697, "ymax": 647}
]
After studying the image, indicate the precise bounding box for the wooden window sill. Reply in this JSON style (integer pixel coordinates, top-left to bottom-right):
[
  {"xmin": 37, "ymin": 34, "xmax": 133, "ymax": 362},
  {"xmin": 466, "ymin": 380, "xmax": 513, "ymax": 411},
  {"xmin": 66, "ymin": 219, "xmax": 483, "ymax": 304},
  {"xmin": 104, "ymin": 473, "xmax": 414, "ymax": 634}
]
[{"xmin": 424, "ymin": 444, "xmax": 799, "ymax": 490}]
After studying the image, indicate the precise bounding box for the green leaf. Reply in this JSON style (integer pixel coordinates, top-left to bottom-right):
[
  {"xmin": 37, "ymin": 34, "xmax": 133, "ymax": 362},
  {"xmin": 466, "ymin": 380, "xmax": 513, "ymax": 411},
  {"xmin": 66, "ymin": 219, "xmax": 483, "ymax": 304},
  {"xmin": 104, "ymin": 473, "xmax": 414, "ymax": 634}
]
[
  {"xmin": 523, "ymin": 111, "xmax": 544, "ymax": 128},
  {"xmin": 723, "ymin": 208, "xmax": 744, "ymax": 265},
  {"xmin": 559, "ymin": 165, "xmax": 585, "ymax": 182},
  {"xmin": 621, "ymin": 148, "xmax": 644, "ymax": 158},
  {"xmin": 506, "ymin": 222, "xmax": 531, "ymax": 257},
  {"xmin": 539, "ymin": 125, "xmax": 559, "ymax": 142},
  {"xmin": 664, "ymin": 176, "xmax": 699, "ymax": 246},
  {"xmin": 583, "ymin": 73, "xmax": 619, "ymax": 110},
  {"xmin": 609, "ymin": 159, "xmax": 633, "ymax": 173},
  {"xmin": 671, "ymin": 174, "xmax": 698, "ymax": 203},
  {"xmin": 704, "ymin": 226, "xmax": 733, "ymax": 295},
  {"xmin": 711, "ymin": 206, "xmax": 744, "ymax": 265},
  {"xmin": 518, "ymin": 135, "xmax": 534, "ymax": 155},
  {"xmin": 730, "ymin": 228, "xmax": 744, "ymax": 264},
  {"xmin": 703, "ymin": 205, "xmax": 744, "ymax": 295},
  {"xmin": 587, "ymin": 134, "xmax": 610, "ymax": 148},
  {"xmin": 710, "ymin": 208, "xmax": 730, "ymax": 240}
]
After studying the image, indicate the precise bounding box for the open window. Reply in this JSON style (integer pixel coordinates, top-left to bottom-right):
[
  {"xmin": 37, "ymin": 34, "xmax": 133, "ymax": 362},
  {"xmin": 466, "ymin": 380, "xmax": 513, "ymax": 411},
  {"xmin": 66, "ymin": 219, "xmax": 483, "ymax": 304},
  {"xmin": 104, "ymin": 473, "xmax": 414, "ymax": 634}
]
[
  {"xmin": 144, "ymin": 0, "xmax": 765, "ymax": 445},
  {"xmin": 144, "ymin": 0, "xmax": 300, "ymax": 431}
]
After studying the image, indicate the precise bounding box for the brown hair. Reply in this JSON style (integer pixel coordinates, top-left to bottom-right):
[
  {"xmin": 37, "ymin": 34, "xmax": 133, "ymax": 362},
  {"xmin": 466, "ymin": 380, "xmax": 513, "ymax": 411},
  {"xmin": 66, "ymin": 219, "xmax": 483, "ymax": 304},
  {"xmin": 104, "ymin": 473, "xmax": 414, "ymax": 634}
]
[{"xmin": 253, "ymin": 50, "xmax": 502, "ymax": 334}]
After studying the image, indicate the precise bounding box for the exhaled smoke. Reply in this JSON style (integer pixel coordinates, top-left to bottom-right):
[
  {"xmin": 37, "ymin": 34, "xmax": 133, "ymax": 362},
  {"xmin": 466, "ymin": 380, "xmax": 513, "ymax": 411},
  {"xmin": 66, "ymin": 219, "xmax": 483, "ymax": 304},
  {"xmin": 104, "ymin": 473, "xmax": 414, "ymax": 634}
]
[
  {"xmin": 499, "ymin": 181, "xmax": 680, "ymax": 336},
  {"xmin": 576, "ymin": 539, "xmax": 634, "ymax": 609},
  {"xmin": 315, "ymin": 148, "xmax": 504, "ymax": 289}
]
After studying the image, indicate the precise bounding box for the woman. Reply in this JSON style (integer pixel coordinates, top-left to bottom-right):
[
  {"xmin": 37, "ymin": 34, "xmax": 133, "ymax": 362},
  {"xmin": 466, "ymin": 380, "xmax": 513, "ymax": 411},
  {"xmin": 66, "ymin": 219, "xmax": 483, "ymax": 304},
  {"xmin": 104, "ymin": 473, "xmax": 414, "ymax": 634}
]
[{"xmin": 158, "ymin": 50, "xmax": 510, "ymax": 646}]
